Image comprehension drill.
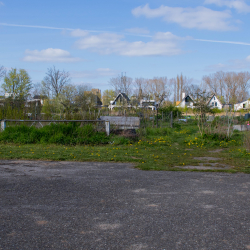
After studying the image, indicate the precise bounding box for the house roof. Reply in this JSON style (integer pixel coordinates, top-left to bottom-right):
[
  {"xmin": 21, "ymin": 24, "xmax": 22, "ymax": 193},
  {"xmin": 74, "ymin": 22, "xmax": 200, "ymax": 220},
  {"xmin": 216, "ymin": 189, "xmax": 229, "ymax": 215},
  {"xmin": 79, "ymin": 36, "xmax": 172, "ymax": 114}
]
[
  {"xmin": 234, "ymin": 99, "xmax": 250, "ymax": 105},
  {"xmin": 207, "ymin": 94, "xmax": 223, "ymax": 106},
  {"xmin": 180, "ymin": 94, "xmax": 194, "ymax": 103},
  {"xmin": 111, "ymin": 92, "xmax": 130, "ymax": 105}
]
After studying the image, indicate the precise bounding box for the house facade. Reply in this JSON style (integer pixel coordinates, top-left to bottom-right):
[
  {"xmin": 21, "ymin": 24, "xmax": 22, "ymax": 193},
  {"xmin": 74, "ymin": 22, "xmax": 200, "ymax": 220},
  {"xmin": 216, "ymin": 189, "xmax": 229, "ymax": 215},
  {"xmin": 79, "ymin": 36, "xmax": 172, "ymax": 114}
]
[
  {"xmin": 234, "ymin": 100, "xmax": 250, "ymax": 111},
  {"xmin": 176, "ymin": 93, "xmax": 195, "ymax": 109},
  {"xmin": 207, "ymin": 94, "xmax": 223, "ymax": 110},
  {"xmin": 109, "ymin": 92, "xmax": 158, "ymax": 110},
  {"xmin": 138, "ymin": 100, "xmax": 158, "ymax": 110}
]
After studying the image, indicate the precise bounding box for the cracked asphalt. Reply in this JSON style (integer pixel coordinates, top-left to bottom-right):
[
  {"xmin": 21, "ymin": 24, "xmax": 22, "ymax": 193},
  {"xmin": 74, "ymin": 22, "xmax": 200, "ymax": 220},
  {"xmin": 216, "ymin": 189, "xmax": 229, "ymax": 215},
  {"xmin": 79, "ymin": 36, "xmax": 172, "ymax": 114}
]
[{"xmin": 1, "ymin": 160, "xmax": 250, "ymax": 250}]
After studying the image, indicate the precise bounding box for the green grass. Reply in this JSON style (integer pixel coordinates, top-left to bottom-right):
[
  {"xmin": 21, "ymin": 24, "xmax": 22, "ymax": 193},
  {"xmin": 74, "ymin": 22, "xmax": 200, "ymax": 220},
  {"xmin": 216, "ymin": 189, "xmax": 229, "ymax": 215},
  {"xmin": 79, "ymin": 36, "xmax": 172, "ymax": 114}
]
[{"xmin": 0, "ymin": 123, "xmax": 250, "ymax": 173}]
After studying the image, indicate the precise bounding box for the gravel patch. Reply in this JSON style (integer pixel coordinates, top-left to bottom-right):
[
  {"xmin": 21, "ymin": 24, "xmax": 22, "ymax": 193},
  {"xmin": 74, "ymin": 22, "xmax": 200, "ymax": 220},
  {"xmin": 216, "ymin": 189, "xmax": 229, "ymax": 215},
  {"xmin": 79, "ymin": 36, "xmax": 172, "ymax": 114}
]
[{"xmin": 1, "ymin": 160, "xmax": 250, "ymax": 249}]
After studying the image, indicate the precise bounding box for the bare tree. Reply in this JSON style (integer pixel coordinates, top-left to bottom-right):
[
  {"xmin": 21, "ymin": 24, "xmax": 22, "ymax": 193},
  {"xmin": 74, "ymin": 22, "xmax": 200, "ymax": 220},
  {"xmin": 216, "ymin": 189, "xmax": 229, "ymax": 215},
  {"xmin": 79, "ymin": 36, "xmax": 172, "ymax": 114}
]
[
  {"xmin": 146, "ymin": 77, "xmax": 171, "ymax": 107},
  {"xmin": 172, "ymin": 74, "xmax": 192, "ymax": 102},
  {"xmin": 42, "ymin": 66, "xmax": 71, "ymax": 98},
  {"xmin": 134, "ymin": 77, "xmax": 149, "ymax": 100},
  {"xmin": 109, "ymin": 73, "xmax": 133, "ymax": 96},
  {"xmin": 203, "ymin": 71, "xmax": 250, "ymax": 104},
  {"xmin": 0, "ymin": 65, "xmax": 6, "ymax": 79},
  {"xmin": 203, "ymin": 71, "xmax": 225, "ymax": 98},
  {"xmin": 237, "ymin": 71, "xmax": 250, "ymax": 102}
]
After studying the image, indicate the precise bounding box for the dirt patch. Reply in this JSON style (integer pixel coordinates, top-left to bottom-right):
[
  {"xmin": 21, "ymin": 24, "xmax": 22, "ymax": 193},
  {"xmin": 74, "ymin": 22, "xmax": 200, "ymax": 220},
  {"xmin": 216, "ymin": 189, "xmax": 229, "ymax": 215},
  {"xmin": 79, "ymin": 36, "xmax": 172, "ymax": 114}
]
[
  {"xmin": 208, "ymin": 149, "xmax": 224, "ymax": 153},
  {"xmin": 194, "ymin": 157, "xmax": 222, "ymax": 161},
  {"xmin": 176, "ymin": 165, "xmax": 230, "ymax": 170},
  {"xmin": 176, "ymin": 162, "xmax": 232, "ymax": 170},
  {"xmin": 112, "ymin": 129, "xmax": 138, "ymax": 139}
]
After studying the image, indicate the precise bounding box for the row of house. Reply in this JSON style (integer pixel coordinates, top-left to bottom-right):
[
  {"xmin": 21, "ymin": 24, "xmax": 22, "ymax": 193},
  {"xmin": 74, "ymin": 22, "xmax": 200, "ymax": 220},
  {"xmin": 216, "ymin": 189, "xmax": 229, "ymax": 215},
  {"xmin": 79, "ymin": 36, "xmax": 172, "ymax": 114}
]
[
  {"xmin": 108, "ymin": 92, "xmax": 158, "ymax": 110},
  {"xmin": 3, "ymin": 90, "xmax": 249, "ymax": 112},
  {"xmin": 175, "ymin": 93, "xmax": 238, "ymax": 110}
]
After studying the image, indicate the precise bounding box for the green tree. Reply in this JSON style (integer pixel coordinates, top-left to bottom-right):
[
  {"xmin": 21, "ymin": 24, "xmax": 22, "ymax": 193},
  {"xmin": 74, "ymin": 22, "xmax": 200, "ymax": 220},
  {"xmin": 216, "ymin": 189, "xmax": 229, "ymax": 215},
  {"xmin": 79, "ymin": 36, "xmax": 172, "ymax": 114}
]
[
  {"xmin": 102, "ymin": 89, "xmax": 116, "ymax": 106},
  {"xmin": 2, "ymin": 68, "xmax": 32, "ymax": 99}
]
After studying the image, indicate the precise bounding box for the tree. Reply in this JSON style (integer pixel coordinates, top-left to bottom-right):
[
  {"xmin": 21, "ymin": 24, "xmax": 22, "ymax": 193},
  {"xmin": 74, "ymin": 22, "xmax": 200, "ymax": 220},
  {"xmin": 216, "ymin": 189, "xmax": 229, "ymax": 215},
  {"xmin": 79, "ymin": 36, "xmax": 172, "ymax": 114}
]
[
  {"xmin": 2, "ymin": 68, "xmax": 32, "ymax": 99},
  {"xmin": 59, "ymin": 84, "xmax": 78, "ymax": 115},
  {"xmin": 203, "ymin": 71, "xmax": 250, "ymax": 104},
  {"xmin": 42, "ymin": 66, "xmax": 71, "ymax": 98},
  {"xmin": 102, "ymin": 89, "xmax": 116, "ymax": 106},
  {"xmin": 193, "ymin": 90, "xmax": 213, "ymax": 136},
  {"xmin": 0, "ymin": 65, "xmax": 6, "ymax": 80},
  {"xmin": 147, "ymin": 77, "xmax": 171, "ymax": 107},
  {"xmin": 134, "ymin": 77, "xmax": 148, "ymax": 101},
  {"xmin": 172, "ymin": 74, "xmax": 192, "ymax": 102},
  {"xmin": 109, "ymin": 73, "xmax": 133, "ymax": 96}
]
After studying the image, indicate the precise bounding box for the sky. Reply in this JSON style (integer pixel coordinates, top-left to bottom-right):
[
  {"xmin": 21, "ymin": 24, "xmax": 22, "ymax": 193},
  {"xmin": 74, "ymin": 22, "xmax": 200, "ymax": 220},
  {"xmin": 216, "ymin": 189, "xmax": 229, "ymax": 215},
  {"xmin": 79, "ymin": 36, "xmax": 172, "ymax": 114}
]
[{"xmin": 1, "ymin": 0, "xmax": 250, "ymax": 93}]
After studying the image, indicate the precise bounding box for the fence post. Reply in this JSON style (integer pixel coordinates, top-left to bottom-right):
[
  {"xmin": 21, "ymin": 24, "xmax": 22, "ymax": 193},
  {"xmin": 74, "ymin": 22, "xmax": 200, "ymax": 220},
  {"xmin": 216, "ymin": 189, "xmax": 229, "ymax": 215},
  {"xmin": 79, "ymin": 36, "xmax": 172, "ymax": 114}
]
[
  {"xmin": 1, "ymin": 120, "xmax": 6, "ymax": 131},
  {"xmin": 170, "ymin": 111, "xmax": 173, "ymax": 128},
  {"xmin": 105, "ymin": 121, "xmax": 110, "ymax": 136},
  {"xmin": 156, "ymin": 108, "xmax": 158, "ymax": 128}
]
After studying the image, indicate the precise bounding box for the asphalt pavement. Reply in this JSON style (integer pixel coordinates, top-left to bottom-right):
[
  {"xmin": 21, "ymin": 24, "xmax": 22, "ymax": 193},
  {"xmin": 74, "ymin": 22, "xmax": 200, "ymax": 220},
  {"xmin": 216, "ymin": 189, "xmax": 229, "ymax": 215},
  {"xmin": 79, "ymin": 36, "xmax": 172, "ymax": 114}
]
[{"xmin": 1, "ymin": 160, "xmax": 250, "ymax": 250}]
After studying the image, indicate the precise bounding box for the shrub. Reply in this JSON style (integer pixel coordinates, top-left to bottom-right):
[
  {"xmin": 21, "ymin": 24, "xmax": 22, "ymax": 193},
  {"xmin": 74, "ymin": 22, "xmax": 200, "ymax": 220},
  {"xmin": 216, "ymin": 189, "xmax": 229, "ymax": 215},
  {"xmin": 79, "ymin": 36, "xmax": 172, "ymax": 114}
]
[
  {"xmin": 0, "ymin": 123, "xmax": 110, "ymax": 145},
  {"xmin": 159, "ymin": 105, "xmax": 182, "ymax": 119}
]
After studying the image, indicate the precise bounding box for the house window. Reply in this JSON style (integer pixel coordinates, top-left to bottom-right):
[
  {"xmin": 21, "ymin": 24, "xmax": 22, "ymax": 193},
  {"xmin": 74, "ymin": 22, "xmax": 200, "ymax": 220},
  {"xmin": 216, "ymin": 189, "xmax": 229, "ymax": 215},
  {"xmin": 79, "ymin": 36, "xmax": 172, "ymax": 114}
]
[
  {"xmin": 215, "ymin": 102, "xmax": 217, "ymax": 107},
  {"xmin": 243, "ymin": 104, "xmax": 246, "ymax": 108},
  {"xmin": 214, "ymin": 97, "xmax": 216, "ymax": 100},
  {"xmin": 211, "ymin": 102, "xmax": 214, "ymax": 106}
]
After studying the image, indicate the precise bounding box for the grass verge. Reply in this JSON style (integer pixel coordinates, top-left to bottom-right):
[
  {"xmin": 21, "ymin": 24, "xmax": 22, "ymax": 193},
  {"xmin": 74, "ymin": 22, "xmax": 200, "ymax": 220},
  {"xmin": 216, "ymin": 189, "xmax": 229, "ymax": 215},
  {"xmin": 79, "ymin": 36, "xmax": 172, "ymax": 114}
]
[{"xmin": 0, "ymin": 123, "xmax": 250, "ymax": 173}]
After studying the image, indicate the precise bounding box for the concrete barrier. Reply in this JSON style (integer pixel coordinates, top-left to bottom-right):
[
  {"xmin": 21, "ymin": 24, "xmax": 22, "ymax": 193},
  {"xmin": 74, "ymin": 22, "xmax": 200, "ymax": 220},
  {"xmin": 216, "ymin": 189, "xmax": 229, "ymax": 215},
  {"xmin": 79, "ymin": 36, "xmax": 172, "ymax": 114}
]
[
  {"xmin": 233, "ymin": 125, "xmax": 250, "ymax": 131},
  {"xmin": 100, "ymin": 116, "xmax": 140, "ymax": 129}
]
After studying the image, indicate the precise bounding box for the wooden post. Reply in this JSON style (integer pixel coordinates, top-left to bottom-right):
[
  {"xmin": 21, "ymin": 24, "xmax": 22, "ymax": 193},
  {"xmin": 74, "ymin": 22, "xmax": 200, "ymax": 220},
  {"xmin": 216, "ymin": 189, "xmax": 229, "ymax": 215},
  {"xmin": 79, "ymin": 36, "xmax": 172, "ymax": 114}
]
[
  {"xmin": 170, "ymin": 111, "xmax": 173, "ymax": 128},
  {"xmin": 105, "ymin": 121, "xmax": 110, "ymax": 136},
  {"xmin": 1, "ymin": 120, "xmax": 6, "ymax": 131},
  {"xmin": 156, "ymin": 108, "xmax": 158, "ymax": 128}
]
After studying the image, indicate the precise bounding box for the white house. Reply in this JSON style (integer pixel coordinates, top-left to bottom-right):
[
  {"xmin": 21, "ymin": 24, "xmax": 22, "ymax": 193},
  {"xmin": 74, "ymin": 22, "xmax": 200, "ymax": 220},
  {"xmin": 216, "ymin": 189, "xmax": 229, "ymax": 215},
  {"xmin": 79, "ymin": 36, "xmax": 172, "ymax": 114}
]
[
  {"xmin": 234, "ymin": 100, "xmax": 250, "ymax": 111},
  {"xmin": 207, "ymin": 94, "xmax": 223, "ymax": 110},
  {"xmin": 109, "ymin": 92, "xmax": 158, "ymax": 110},
  {"xmin": 176, "ymin": 93, "xmax": 195, "ymax": 109},
  {"xmin": 138, "ymin": 99, "xmax": 158, "ymax": 110},
  {"xmin": 109, "ymin": 92, "xmax": 131, "ymax": 110}
]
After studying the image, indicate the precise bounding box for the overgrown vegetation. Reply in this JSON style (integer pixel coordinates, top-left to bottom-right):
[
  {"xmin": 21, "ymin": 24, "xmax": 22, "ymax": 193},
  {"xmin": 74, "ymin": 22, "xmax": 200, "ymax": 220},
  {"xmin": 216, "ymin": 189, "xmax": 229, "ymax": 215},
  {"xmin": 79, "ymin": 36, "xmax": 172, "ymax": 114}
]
[
  {"xmin": 0, "ymin": 123, "xmax": 110, "ymax": 145},
  {"xmin": 1, "ymin": 121, "xmax": 250, "ymax": 174}
]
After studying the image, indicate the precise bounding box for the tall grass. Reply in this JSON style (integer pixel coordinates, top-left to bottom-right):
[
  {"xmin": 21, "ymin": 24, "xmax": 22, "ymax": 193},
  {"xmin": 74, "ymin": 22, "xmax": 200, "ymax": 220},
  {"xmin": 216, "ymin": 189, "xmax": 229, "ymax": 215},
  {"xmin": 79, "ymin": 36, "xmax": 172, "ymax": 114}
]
[{"xmin": 0, "ymin": 123, "xmax": 110, "ymax": 145}]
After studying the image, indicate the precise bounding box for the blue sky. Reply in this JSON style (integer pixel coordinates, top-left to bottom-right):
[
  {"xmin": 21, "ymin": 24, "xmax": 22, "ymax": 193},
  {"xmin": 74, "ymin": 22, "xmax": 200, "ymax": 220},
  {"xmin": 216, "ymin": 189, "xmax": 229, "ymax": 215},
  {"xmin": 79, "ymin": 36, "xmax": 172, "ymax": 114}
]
[{"xmin": 1, "ymin": 0, "xmax": 250, "ymax": 92}]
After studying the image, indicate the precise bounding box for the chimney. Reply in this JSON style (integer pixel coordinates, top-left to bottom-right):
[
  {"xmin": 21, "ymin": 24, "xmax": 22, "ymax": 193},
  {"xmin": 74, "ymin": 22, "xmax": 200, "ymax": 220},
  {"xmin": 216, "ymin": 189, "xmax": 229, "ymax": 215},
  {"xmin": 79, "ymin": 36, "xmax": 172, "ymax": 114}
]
[{"xmin": 182, "ymin": 92, "xmax": 186, "ymax": 99}]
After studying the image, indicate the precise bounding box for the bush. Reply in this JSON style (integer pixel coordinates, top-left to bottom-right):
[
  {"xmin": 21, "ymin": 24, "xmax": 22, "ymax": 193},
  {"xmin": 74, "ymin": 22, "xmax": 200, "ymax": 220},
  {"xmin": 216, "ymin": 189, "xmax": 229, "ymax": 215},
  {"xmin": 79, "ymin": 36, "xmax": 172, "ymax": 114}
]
[
  {"xmin": 0, "ymin": 123, "xmax": 110, "ymax": 145},
  {"xmin": 159, "ymin": 105, "xmax": 182, "ymax": 119}
]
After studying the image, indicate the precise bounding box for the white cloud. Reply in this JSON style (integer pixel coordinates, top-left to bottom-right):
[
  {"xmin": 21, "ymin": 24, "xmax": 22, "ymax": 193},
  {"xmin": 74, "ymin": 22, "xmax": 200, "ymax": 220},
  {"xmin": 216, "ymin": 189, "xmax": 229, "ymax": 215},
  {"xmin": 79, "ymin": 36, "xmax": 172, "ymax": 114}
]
[
  {"xmin": 193, "ymin": 38, "xmax": 250, "ymax": 46},
  {"xmin": 132, "ymin": 4, "xmax": 236, "ymax": 31},
  {"xmin": 246, "ymin": 55, "xmax": 250, "ymax": 61},
  {"xmin": 70, "ymin": 29, "xmax": 89, "ymax": 37},
  {"xmin": 204, "ymin": 0, "xmax": 250, "ymax": 13},
  {"xmin": 23, "ymin": 48, "xmax": 81, "ymax": 62},
  {"xmin": 74, "ymin": 31, "xmax": 187, "ymax": 56},
  {"xmin": 71, "ymin": 68, "xmax": 119, "ymax": 79},
  {"xmin": 205, "ymin": 55, "xmax": 250, "ymax": 71},
  {"xmin": 125, "ymin": 27, "xmax": 150, "ymax": 34}
]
